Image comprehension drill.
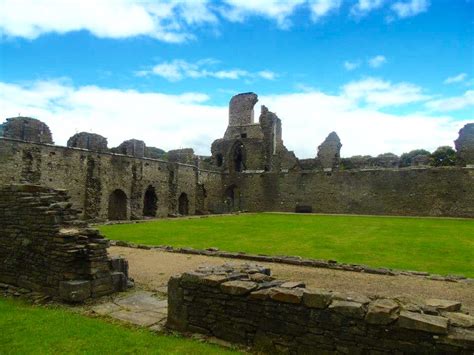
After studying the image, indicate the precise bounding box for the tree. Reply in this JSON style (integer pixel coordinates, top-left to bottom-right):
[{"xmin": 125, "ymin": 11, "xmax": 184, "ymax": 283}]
[
  {"xmin": 430, "ymin": 146, "xmax": 457, "ymax": 167},
  {"xmin": 399, "ymin": 149, "xmax": 430, "ymax": 167}
]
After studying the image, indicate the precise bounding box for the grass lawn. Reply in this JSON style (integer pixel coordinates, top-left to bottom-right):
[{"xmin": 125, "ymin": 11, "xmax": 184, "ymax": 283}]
[
  {"xmin": 0, "ymin": 298, "xmax": 240, "ymax": 355},
  {"xmin": 99, "ymin": 213, "xmax": 474, "ymax": 277}
]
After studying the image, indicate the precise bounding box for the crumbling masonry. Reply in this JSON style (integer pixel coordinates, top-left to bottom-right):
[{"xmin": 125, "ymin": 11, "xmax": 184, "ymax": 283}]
[{"xmin": 0, "ymin": 92, "xmax": 473, "ymax": 219}]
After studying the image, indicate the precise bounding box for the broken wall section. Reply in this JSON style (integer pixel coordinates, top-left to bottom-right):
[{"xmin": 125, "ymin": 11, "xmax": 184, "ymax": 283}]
[
  {"xmin": 0, "ymin": 184, "xmax": 130, "ymax": 302},
  {"xmin": 167, "ymin": 264, "xmax": 473, "ymax": 353}
]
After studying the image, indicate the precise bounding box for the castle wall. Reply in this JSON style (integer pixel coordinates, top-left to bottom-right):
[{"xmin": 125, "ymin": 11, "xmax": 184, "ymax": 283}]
[
  {"xmin": 223, "ymin": 167, "xmax": 474, "ymax": 217},
  {"xmin": 167, "ymin": 264, "xmax": 474, "ymax": 353},
  {"xmin": 0, "ymin": 138, "xmax": 224, "ymax": 220}
]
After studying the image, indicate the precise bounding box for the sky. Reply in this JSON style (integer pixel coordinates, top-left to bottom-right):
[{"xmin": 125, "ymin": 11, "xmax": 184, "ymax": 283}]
[{"xmin": 0, "ymin": 0, "xmax": 473, "ymax": 158}]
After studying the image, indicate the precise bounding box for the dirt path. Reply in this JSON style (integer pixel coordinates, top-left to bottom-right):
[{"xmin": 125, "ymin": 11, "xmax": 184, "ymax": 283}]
[{"xmin": 110, "ymin": 246, "xmax": 474, "ymax": 312}]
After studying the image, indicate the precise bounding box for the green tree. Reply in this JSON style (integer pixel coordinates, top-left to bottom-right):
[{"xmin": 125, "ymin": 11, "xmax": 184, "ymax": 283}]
[
  {"xmin": 430, "ymin": 146, "xmax": 457, "ymax": 167},
  {"xmin": 399, "ymin": 149, "xmax": 430, "ymax": 167}
]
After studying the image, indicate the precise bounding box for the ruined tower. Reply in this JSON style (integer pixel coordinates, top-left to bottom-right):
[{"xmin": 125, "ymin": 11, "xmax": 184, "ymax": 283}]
[{"xmin": 212, "ymin": 92, "xmax": 297, "ymax": 174}]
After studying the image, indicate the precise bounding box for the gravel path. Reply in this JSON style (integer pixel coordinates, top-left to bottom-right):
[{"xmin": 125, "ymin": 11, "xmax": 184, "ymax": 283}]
[{"xmin": 110, "ymin": 246, "xmax": 474, "ymax": 312}]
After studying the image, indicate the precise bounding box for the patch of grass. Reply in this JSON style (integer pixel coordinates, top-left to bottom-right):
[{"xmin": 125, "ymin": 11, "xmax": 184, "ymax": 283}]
[
  {"xmin": 0, "ymin": 298, "xmax": 240, "ymax": 355},
  {"xmin": 99, "ymin": 213, "xmax": 474, "ymax": 277}
]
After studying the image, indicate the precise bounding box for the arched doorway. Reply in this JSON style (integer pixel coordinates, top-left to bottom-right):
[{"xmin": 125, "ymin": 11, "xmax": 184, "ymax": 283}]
[
  {"xmin": 108, "ymin": 189, "xmax": 127, "ymax": 220},
  {"xmin": 225, "ymin": 185, "xmax": 240, "ymax": 212},
  {"xmin": 178, "ymin": 193, "xmax": 189, "ymax": 216},
  {"xmin": 230, "ymin": 141, "xmax": 246, "ymax": 172},
  {"xmin": 143, "ymin": 185, "xmax": 158, "ymax": 217}
]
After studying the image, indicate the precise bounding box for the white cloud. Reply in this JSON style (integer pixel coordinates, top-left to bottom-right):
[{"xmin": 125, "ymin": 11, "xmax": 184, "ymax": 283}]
[
  {"xmin": 259, "ymin": 91, "xmax": 468, "ymax": 157},
  {"xmin": 137, "ymin": 59, "xmax": 276, "ymax": 82},
  {"xmin": 0, "ymin": 0, "xmax": 217, "ymax": 42},
  {"xmin": 1, "ymin": 79, "xmax": 468, "ymax": 158},
  {"xmin": 0, "ymin": 80, "xmax": 226, "ymax": 153},
  {"xmin": 258, "ymin": 70, "xmax": 278, "ymax": 80},
  {"xmin": 308, "ymin": 0, "xmax": 342, "ymax": 21},
  {"xmin": 391, "ymin": 0, "xmax": 430, "ymax": 19},
  {"xmin": 444, "ymin": 73, "xmax": 468, "ymax": 85},
  {"xmin": 344, "ymin": 61, "xmax": 360, "ymax": 71},
  {"xmin": 350, "ymin": 0, "xmax": 385, "ymax": 17},
  {"xmin": 342, "ymin": 77, "xmax": 430, "ymax": 107},
  {"xmin": 426, "ymin": 91, "xmax": 474, "ymax": 112},
  {"xmin": 368, "ymin": 55, "xmax": 387, "ymax": 68},
  {"xmin": 219, "ymin": 0, "xmax": 306, "ymax": 28}
]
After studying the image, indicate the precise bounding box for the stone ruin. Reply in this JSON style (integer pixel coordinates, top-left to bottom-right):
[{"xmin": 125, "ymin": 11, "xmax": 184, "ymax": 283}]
[
  {"xmin": 2, "ymin": 116, "xmax": 53, "ymax": 144},
  {"xmin": 0, "ymin": 93, "xmax": 473, "ymax": 219},
  {"xmin": 168, "ymin": 264, "xmax": 474, "ymax": 353},
  {"xmin": 67, "ymin": 132, "xmax": 108, "ymax": 152},
  {"xmin": 0, "ymin": 184, "xmax": 131, "ymax": 302},
  {"xmin": 455, "ymin": 123, "xmax": 474, "ymax": 167},
  {"xmin": 317, "ymin": 131, "xmax": 342, "ymax": 171}
]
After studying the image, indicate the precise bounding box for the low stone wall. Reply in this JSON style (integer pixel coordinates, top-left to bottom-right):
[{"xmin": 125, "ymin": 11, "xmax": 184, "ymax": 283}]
[
  {"xmin": 167, "ymin": 264, "xmax": 474, "ymax": 354},
  {"xmin": 0, "ymin": 184, "xmax": 130, "ymax": 302}
]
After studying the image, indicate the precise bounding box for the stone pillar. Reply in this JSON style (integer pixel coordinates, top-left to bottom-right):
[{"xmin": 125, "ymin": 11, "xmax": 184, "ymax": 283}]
[{"xmin": 317, "ymin": 132, "xmax": 342, "ymax": 171}]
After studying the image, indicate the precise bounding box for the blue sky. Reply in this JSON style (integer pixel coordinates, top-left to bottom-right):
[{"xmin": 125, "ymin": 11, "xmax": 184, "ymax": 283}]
[{"xmin": 1, "ymin": 0, "xmax": 473, "ymax": 157}]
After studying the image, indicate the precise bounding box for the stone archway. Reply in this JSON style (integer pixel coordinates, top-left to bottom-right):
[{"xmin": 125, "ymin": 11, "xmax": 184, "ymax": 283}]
[
  {"xmin": 108, "ymin": 189, "xmax": 127, "ymax": 220},
  {"xmin": 225, "ymin": 185, "xmax": 240, "ymax": 212},
  {"xmin": 143, "ymin": 185, "xmax": 158, "ymax": 218},
  {"xmin": 178, "ymin": 193, "xmax": 189, "ymax": 216}
]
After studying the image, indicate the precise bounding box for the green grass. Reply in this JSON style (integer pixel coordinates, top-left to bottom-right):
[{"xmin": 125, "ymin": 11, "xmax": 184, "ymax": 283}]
[
  {"xmin": 99, "ymin": 213, "xmax": 474, "ymax": 277},
  {"xmin": 0, "ymin": 298, "xmax": 240, "ymax": 355}
]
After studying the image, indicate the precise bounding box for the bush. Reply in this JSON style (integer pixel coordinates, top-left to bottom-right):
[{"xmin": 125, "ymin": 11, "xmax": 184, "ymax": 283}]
[{"xmin": 430, "ymin": 146, "xmax": 457, "ymax": 166}]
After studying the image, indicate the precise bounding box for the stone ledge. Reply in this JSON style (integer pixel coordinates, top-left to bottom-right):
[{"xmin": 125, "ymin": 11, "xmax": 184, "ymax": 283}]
[{"xmin": 110, "ymin": 240, "xmax": 473, "ymax": 283}]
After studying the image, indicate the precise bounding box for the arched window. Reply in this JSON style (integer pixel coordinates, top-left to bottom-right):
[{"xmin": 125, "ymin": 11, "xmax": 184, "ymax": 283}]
[
  {"xmin": 216, "ymin": 153, "xmax": 223, "ymax": 167},
  {"xmin": 178, "ymin": 193, "xmax": 189, "ymax": 216},
  {"xmin": 230, "ymin": 141, "xmax": 246, "ymax": 172},
  {"xmin": 143, "ymin": 185, "xmax": 158, "ymax": 217},
  {"xmin": 108, "ymin": 189, "xmax": 127, "ymax": 220}
]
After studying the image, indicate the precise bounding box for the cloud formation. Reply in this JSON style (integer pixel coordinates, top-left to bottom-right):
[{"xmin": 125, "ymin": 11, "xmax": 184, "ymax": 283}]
[
  {"xmin": 0, "ymin": 0, "xmax": 217, "ymax": 42},
  {"xmin": 444, "ymin": 73, "xmax": 468, "ymax": 85},
  {"xmin": 1, "ymin": 79, "xmax": 468, "ymax": 158},
  {"xmin": 136, "ymin": 59, "xmax": 277, "ymax": 82},
  {"xmin": 426, "ymin": 90, "xmax": 474, "ymax": 112},
  {"xmin": 0, "ymin": 0, "xmax": 431, "ymax": 41},
  {"xmin": 368, "ymin": 55, "xmax": 387, "ymax": 68},
  {"xmin": 391, "ymin": 0, "xmax": 430, "ymax": 19}
]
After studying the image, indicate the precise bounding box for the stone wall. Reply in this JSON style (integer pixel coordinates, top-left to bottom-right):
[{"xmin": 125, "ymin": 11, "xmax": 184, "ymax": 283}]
[
  {"xmin": 223, "ymin": 167, "xmax": 474, "ymax": 217},
  {"xmin": 0, "ymin": 184, "xmax": 129, "ymax": 302},
  {"xmin": 0, "ymin": 138, "xmax": 225, "ymax": 220},
  {"xmin": 167, "ymin": 264, "xmax": 474, "ymax": 354}
]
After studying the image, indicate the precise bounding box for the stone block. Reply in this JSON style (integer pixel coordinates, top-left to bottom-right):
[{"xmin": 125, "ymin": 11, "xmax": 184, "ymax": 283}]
[
  {"xmin": 441, "ymin": 312, "xmax": 474, "ymax": 328},
  {"xmin": 220, "ymin": 280, "xmax": 257, "ymax": 295},
  {"xmin": 59, "ymin": 280, "xmax": 91, "ymax": 302},
  {"xmin": 365, "ymin": 299, "xmax": 399, "ymax": 325},
  {"xmin": 303, "ymin": 288, "xmax": 332, "ymax": 309},
  {"xmin": 424, "ymin": 298, "xmax": 462, "ymax": 312},
  {"xmin": 280, "ymin": 281, "xmax": 305, "ymax": 289},
  {"xmin": 398, "ymin": 311, "xmax": 448, "ymax": 334},
  {"xmin": 329, "ymin": 300, "xmax": 366, "ymax": 319},
  {"xmin": 201, "ymin": 274, "xmax": 229, "ymax": 286},
  {"xmin": 111, "ymin": 272, "xmax": 128, "ymax": 292},
  {"xmin": 269, "ymin": 287, "xmax": 304, "ymax": 304}
]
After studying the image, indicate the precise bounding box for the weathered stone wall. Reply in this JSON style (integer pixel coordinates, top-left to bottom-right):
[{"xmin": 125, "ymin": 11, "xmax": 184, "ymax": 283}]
[
  {"xmin": 0, "ymin": 184, "xmax": 129, "ymax": 302},
  {"xmin": 167, "ymin": 264, "xmax": 474, "ymax": 354},
  {"xmin": 0, "ymin": 138, "xmax": 225, "ymax": 220},
  {"xmin": 455, "ymin": 123, "xmax": 474, "ymax": 167},
  {"xmin": 2, "ymin": 117, "xmax": 53, "ymax": 144},
  {"xmin": 223, "ymin": 167, "xmax": 474, "ymax": 217},
  {"xmin": 67, "ymin": 132, "xmax": 108, "ymax": 152}
]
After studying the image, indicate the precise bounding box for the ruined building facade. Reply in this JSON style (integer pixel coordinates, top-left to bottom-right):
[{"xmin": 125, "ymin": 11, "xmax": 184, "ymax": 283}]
[{"xmin": 1, "ymin": 93, "xmax": 473, "ymax": 219}]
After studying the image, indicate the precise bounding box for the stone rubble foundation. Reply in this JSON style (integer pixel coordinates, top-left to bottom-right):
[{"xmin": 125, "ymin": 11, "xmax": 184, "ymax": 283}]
[{"xmin": 0, "ymin": 184, "xmax": 131, "ymax": 302}]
